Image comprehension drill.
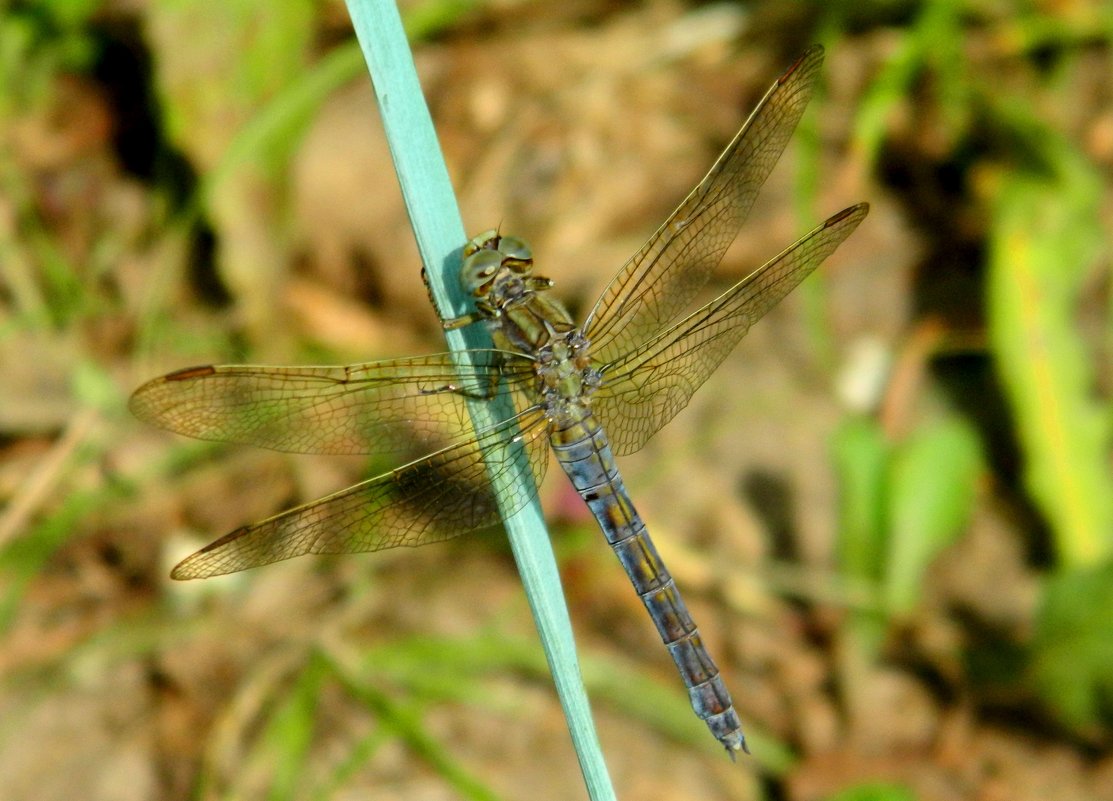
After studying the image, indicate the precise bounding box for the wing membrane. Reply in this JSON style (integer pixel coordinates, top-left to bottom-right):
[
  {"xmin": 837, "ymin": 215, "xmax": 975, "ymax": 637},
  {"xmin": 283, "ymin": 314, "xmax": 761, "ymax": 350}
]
[
  {"xmin": 582, "ymin": 45, "xmax": 826, "ymax": 364},
  {"xmin": 130, "ymin": 351, "xmax": 534, "ymax": 456},
  {"xmin": 593, "ymin": 203, "xmax": 868, "ymax": 455},
  {"xmin": 170, "ymin": 407, "xmax": 552, "ymax": 579}
]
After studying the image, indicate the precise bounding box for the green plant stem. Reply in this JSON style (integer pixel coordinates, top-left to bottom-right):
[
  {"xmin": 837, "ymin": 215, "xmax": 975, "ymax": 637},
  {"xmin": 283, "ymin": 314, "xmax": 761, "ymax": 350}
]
[{"xmin": 343, "ymin": 0, "xmax": 614, "ymax": 796}]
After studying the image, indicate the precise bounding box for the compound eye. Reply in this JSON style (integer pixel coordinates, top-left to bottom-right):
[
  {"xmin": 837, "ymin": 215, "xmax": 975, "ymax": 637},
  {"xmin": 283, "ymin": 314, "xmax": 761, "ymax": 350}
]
[
  {"xmin": 499, "ymin": 236, "xmax": 532, "ymax": 263},
  {"xmin": 498, "ymin": 236, "xmax": 533, "ymax": 273},
  {"xmin": 463, "ymin": 229, "xmax": 500, "ymax": 259},
  {"xmin": 460, "ymin": 249, "xmax": 504, "ymax": 292}
]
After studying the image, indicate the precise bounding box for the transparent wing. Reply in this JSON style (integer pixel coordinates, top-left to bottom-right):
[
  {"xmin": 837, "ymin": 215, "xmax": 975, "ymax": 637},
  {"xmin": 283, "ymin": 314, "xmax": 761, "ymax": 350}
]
[
  {"xmin": 129, "ymin": 351, "xmax": 534, "ymax": 457},
  {"xmin": 582, "ymin": 45, "xmax": 826, "ymax": 365},
  {"xmin": 170, "ymin": 407, "xmax": 552, "ymax": 579},
  {"xmin": 131, "ymin": 351, "xmax": 552, "ymax": 579},
  {"xmin": 593, "ymin": 203, "xmax": 868, "ymax": 456}
]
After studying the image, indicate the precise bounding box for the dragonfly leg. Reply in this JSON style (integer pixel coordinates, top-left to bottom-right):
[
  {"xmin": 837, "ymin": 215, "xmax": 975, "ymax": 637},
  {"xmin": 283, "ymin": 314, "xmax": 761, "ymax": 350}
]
[
  {"xmin": 417, "ymin": 381, "xmax": 495, "ymax": 401},
  {"xmin": 440, "ymin": 312, "xmax": 483, "ymax": 330},
  {"xmin": 421, "ymin": 265, "xmax": 484, "ymax": 329},
  {"xmin": 416, "ymin": 354, "xmax": 505, "ymax": 402}
]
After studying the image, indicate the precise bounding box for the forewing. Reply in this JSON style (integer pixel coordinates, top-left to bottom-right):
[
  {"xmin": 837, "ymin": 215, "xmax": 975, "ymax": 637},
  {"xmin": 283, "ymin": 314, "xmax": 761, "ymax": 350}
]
[
  {"xmin": 170, "ymin": 407, "xmax": 552, "ymax": 579},
  {"xmin": 130, "ymin": 351, "xmax": 531, "ymax": 456},
  {"xmin": 593, "ymin": 203, "xmax": 868, "ymax": 455},
  {"xmin": 582, "ymin": 45, "xmax": 826, "ymax": 365}
]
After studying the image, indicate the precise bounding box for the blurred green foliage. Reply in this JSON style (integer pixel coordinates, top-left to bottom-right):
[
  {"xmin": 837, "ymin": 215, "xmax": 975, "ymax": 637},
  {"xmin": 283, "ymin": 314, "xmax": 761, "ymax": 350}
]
[
  {"xmin": 0, "ymin": 0, "xmax": 99, "ymax": 114},
  {"xmin": 827, "ymin": 783, "xmax": 919, "ymax": 801},
  {"xmin": 832, "ymin": 416, "xmax": 982, "ymax": 663},
  {"xmin": 834, "ymin": 417, "xmax": 981, "ymax": 622},
  {"xmin": 0, "ymin": 3, "xmax": 98, "ymax": 329},
  {"xmin": 1032, "ymin": 563, "xmax": 1113, "ymax": 733},
  {"xmin": 822, "ymin": 0, "xmax": 1113, "ymax": 739},
  {"xmin": 988, "ymin": 158, "xmax": 1110, "ymax": 569}
]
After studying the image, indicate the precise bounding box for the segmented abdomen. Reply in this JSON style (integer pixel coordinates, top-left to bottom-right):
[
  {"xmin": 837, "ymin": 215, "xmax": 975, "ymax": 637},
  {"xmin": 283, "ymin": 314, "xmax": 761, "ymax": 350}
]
[{"xmin": 549, "ymin": 410, "xmax": 747, "ymax": 755}]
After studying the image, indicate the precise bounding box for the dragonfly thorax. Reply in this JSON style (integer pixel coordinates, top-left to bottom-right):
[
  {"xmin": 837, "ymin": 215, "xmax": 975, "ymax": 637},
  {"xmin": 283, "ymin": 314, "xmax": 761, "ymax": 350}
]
[
  {"xmin": 461, "ymin": 232, "xmax": 598, "ymax": 420},
  {"xmin": 536, "ymin": 330, "xmax": 601, "ymax": 423}
]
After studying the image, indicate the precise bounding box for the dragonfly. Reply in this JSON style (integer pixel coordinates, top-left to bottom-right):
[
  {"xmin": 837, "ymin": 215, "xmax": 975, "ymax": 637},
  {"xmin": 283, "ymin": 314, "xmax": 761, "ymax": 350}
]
[{"xmin": 131, "ymin": 44, "xmax": 867, "ymax": 757}]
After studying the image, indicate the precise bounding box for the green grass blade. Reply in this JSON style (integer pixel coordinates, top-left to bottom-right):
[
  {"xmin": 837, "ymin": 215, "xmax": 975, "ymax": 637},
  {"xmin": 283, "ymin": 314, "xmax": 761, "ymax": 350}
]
[
  {"xmin": 832, "ymin": 417, "xmax": 890, "ymax": 587},
  {"xmin": 987, "ymin": 168, "xmax": 1112, "ymax": 568},
  {"xmin": 1031, "ymin": 563, "xmax": 1113, "ymax": 730},
  {"xmin": 343, "ymin": 0, "xmax": 614, "ymax": 794},
  {"xmin": 259, "ymin": 654, "xmax": 327, "ymax": 801},
  {"xmin": 323, "ymin": 646, "xmax": 507, "ymax": 801},
  {"xmin": 884, "ymin": 418, "xmax": 981, "ymax": 615}
]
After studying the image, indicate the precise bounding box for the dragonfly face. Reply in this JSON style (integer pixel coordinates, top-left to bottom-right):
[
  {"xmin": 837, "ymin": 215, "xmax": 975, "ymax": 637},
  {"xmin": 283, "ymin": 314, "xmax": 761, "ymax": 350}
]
[
  {"xmin": 459, "ymin": 229, "xmax": 551, "ymax": 322},
  {"xmin": 130, "ymin": 44, "xmax": 868, "ymax": 757}
]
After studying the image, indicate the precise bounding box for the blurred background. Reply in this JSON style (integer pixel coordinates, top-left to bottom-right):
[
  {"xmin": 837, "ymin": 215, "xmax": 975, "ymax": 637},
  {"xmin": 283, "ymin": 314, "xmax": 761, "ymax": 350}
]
[{"xmin": 2, "ymin": 1, "xmax": 1112, "ymax": 799}]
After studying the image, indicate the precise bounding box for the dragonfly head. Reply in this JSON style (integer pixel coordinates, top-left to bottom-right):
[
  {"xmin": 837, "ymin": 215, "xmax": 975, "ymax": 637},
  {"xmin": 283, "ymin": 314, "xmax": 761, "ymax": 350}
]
[{"xmin": 460, "ymin": 229, "xmax": 536, "ymax": 302}]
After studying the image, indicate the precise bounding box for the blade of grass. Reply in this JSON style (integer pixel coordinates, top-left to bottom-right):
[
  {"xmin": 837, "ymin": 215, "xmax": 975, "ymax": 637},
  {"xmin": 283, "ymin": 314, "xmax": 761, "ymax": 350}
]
[
  {"xmin": 323, "ymin": 646, "xmax": 507, "ymax": 801},
  {"xmin": 884, "ymin": 418, "xmax": 981, "ymax": 615},
  {"xmin": 343, "ymin": 0, "xmax": 615, "ymax": 794},
  {"xmin": 988, "ymin": 165, "xmax": 1111, "ymax": 568},
  {"xmin": 258, "ymin": 652, "xmax": 328, "ymax": 801},
  {"xmin": 362, "ymin": 628, "xmax": 794, "ymax": 772}
]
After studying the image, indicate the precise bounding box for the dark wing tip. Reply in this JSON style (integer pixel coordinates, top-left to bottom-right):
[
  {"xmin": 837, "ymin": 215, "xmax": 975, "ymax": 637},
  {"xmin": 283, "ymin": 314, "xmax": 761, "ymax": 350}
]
[
  {"xmin": 829, "ymin": 202, "xmax": 870, "ymax": 225},
  {"xmin": 129, "ymin": 365, "xmax": 217, "ymax": 422},
  {"xmin": 782, "ymin": 44, "xmax": 825, "ymax": 83},
  {"xmin": 165, "ymin": 365, "xmax": 218, "ymax": 381},
  {"xmin": 169, "ymin": 525, "xmax": 252, "ymax": 580}
]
